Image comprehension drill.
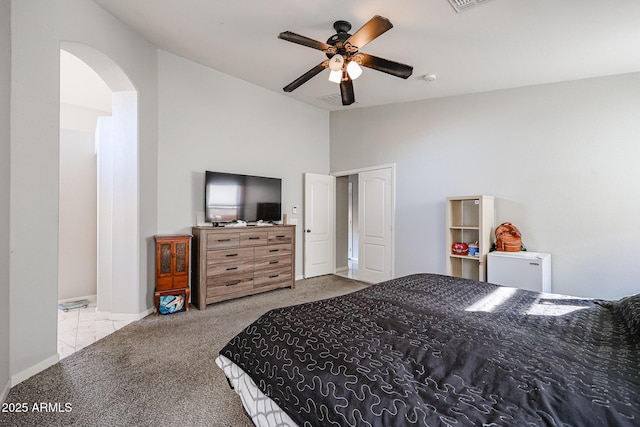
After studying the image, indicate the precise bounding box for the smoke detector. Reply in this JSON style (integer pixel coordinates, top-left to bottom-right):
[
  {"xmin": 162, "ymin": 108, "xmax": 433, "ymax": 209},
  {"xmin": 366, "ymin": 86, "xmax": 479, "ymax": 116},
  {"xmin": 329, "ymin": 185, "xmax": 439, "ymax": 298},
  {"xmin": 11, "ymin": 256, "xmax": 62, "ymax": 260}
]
[{"xmin": 447, "ymin": 0, "xmax": 493, "ymax": 13}]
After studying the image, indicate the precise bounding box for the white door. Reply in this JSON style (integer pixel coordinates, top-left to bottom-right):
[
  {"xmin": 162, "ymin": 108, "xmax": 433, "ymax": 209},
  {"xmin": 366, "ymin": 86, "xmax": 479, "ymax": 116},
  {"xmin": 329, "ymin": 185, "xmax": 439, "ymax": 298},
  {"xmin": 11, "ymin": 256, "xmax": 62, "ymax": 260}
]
[
  {"xmin": 304, "ymin": 173, "xmax": 335, "ymax": 278},
  {"xmin": 358, "ymin": 168, "xmax": 393, "ymax": 283}
]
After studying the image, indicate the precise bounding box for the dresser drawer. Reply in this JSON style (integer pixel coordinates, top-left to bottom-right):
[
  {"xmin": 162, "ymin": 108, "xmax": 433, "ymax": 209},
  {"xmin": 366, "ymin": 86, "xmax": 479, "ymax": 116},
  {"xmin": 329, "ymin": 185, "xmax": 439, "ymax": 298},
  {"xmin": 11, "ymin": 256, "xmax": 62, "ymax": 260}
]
[
  {"xmin": 240, "ymin": 231, "xmax": 269, "ymax": 247},
  {"xmin": 206, "ymin": 232, "xmax": 240, "ymax": 249},
  {"xmin": 254, "ymin": 268, "xmax": 292, "ymax": 288},
  {"xmin": 267, "ymin": 229, "xmax": 292, "ymax": 245},
  {"xmin": 254, "ymin": 255, "xmax": 291, "ymax": 272},
  {"xmin": 207, "ymin": 259, "xmax": 254, "ymax": 276},
  {"xmin": 206, "ymin": 273, "xmax": 254, "ymax": 298},
  {"xmin": 255, "ymin": 243, "xmax": 291, "ymax": 258},
  {"xmin": 206, "ymin": 247, "xmax": 254, "ymax": 262},
  {"xmin": 206, "ymin": 272, "xmax": 254, "ymax": 289}
]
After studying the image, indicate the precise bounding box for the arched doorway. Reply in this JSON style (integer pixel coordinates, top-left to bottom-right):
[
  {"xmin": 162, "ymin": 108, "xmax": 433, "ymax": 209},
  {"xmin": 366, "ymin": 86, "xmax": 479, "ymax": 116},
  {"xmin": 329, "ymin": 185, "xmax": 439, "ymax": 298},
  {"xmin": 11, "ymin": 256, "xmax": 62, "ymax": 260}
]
[{"xmin": 58, "ymin": 43, "xmax": 139, "ymax": 357}]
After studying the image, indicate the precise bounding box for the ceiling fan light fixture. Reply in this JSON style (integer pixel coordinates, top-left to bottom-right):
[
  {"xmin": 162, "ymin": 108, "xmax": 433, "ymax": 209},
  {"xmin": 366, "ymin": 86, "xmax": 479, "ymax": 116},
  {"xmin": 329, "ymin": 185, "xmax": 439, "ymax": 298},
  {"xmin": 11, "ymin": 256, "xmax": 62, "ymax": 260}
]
[
  {"xmin": 346, "ymin": 61, "xmax": 362, "ymax": 80},
  {"xmin": 328, "ymin": 69, "xmax": 342, "ymax": 83},
  {"xmin": 329, "ymin": 54, "xmax": 344, "ymax": 71}
]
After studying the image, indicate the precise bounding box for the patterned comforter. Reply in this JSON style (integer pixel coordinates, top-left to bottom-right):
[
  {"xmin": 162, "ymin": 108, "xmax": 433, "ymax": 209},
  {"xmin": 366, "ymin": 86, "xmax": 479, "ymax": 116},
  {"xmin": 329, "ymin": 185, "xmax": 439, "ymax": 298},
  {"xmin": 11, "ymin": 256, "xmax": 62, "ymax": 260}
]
[{"xmin": 219, "ymin": 273, "xmax": 640, "ymax": 426}]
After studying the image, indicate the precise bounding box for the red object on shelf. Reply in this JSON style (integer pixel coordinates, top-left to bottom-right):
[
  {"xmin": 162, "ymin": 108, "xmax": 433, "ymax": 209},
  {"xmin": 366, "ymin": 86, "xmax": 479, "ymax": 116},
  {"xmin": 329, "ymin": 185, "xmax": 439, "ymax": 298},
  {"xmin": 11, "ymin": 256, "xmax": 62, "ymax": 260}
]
[{"xmin": 452, "ymin": 242, "xmax": 469, "ymax": 255}]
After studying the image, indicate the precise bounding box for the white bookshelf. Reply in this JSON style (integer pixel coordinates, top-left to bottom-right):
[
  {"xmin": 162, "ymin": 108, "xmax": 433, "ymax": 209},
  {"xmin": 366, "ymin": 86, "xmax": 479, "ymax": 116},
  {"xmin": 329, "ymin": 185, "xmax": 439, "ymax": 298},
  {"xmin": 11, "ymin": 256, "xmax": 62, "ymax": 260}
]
[{"xmin": 446, "ymin": 195, "xmax": 494, "ymax": 281}]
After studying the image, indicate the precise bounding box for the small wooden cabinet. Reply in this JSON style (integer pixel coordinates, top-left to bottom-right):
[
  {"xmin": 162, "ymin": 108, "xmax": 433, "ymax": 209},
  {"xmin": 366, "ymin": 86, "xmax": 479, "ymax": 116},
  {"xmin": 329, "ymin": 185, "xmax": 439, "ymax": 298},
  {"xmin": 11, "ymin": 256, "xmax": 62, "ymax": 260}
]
[
  {"xmin": 191, "ymin": 225, "xmax": 295, "ymax": 309},
  {"xmin": 154, "ymin": 235, "xmax": 191, "ymax": 315}
]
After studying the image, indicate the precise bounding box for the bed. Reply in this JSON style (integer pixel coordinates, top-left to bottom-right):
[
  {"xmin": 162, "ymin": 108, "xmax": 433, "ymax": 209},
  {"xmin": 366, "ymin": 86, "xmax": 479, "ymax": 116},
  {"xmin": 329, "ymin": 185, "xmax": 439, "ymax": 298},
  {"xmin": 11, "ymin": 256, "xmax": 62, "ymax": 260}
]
[{"xmin": 217, "ymin": 273, "xmax": 640, "ymax": 426}]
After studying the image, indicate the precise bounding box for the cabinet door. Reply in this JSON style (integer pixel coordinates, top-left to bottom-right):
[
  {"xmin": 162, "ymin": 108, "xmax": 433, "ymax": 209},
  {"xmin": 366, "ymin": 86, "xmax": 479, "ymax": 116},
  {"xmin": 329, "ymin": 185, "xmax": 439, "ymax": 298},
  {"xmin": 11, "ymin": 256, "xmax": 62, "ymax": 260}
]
[
  {"xmin": 172, "ymin": 238, "xmax": 190, "ymax": 289},
  {"xmin": 156, "ymin": 241, "xmax": 174, "ymax": 291}
]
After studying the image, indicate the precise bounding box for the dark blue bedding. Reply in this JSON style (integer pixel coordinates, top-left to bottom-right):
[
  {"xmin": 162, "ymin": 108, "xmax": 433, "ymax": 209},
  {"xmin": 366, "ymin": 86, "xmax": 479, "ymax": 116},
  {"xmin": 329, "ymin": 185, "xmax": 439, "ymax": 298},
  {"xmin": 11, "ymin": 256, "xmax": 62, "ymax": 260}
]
[{"xmin": 220, "ymin": 273, "xmax": 640, "ymax": 426}]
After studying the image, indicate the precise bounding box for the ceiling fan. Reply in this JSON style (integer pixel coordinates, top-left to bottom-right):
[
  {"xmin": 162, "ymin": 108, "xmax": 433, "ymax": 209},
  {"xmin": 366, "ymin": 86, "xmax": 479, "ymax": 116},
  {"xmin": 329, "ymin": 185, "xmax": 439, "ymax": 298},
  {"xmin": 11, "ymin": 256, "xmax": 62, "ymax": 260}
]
[{"xmin": 278, "ymin": 15, "xmax": 414, "ymax": 106}]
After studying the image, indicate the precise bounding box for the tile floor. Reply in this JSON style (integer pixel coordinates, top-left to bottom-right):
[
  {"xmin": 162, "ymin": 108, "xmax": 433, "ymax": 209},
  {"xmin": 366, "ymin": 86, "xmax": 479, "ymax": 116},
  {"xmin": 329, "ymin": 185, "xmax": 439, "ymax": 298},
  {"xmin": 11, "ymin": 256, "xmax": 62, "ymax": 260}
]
[
  {"xmin": 57, "ymin": 301, "xmax": 133, "ymax": 359},
  {"xmin": 336, "ymin": 259, "xmax": 359, "ymax": 280}
]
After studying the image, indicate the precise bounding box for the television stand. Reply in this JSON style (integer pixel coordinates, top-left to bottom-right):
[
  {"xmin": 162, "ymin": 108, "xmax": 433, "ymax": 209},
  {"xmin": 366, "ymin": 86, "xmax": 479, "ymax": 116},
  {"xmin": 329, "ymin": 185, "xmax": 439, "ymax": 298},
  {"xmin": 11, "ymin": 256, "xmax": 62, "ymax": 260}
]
[{"xmin": 191, "ymin": 225, "xmax": 295, "ymax": 309}]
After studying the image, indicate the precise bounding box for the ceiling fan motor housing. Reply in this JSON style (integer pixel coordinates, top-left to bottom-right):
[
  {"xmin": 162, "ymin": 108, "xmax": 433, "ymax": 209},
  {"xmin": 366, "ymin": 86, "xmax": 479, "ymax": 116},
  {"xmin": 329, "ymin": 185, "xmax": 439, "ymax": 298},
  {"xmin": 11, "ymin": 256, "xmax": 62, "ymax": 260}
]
[
  {"xmin": 333, "ymin": 20, "xmax": 351, "ymax": 34},
  {"xmin": 326, "ymin": 20, "xmax": 353, "ymax": 59}
]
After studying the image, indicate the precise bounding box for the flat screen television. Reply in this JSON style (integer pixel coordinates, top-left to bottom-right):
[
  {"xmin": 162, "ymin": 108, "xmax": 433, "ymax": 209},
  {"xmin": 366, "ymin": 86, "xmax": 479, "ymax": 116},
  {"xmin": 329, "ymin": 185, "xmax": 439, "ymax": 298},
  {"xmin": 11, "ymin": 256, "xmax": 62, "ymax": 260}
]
[{"xmin": 205, "ymin": 171, "xmax": 282, "ymax": 223}]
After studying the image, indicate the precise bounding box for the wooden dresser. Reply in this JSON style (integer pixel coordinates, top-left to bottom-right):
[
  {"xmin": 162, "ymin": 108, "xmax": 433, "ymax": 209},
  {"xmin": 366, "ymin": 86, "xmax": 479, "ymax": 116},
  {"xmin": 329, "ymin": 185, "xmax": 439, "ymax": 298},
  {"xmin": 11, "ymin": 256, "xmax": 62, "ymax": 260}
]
[{"xmin": 191, "ymin": 225, "xmax": 295, "ymax": 309}]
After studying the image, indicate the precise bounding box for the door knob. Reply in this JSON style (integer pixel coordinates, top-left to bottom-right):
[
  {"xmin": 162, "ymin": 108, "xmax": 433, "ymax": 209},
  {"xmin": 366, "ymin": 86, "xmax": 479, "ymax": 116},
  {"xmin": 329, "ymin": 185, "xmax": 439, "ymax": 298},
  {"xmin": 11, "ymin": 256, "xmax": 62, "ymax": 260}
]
[{"xmin": 306, "ymin": 229, "xmax": 311, "ymax": 233}]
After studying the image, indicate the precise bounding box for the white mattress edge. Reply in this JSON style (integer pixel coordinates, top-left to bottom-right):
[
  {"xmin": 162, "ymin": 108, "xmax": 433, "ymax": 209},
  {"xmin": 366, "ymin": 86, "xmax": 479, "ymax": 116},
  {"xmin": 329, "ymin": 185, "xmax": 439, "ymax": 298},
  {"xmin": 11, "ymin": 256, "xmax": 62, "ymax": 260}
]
[{"xmin": 216, "ymin": 354, "xmax": 298, "ymax": 427}]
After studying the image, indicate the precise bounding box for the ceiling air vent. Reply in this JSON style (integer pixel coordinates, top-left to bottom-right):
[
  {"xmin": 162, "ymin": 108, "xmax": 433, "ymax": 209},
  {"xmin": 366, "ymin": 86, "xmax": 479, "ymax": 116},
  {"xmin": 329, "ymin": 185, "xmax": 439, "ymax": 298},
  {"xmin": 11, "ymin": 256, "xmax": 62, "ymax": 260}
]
[
  {"xmin": 447, "ymin": 0, "xmax": 493, "ymax": 13},
  {"xmin": 318, "ymin": 93, "xmax": 351, "ymax": 107}
]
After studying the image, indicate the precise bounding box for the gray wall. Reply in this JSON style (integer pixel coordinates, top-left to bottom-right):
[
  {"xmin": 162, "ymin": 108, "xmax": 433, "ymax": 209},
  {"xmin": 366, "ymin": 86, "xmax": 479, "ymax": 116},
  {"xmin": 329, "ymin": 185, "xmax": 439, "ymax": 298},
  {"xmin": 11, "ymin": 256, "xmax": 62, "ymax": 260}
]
[
  {"xmin": 0, "ymin": 0, "xmax": 10, "ymax": 402},
  {"xmin": 58, "ymin": 129, "xmax": 97, "ymax": 300},
  {"xmin": 58, "ymin": 54, "xmax": 111, "ymax": 302},
  {"xmin": 331, "ymin": 73, "xmax": 640, "ymax": 300},
  {"xmin": 9, "ymin": 0, "xmax": 158, "ymax": 383},
  {"xmin": 156, "ymin": 51, "xmax": 330, "ymax": 277}
]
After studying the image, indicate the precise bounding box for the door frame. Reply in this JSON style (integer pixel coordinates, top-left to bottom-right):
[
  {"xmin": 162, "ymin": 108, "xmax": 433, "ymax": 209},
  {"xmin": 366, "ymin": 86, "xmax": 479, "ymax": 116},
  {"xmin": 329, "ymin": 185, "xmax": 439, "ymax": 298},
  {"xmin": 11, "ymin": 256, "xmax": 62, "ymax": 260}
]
[{"xmin": 332, "ymin": 163, "xmax": 396, "ymax": 280}]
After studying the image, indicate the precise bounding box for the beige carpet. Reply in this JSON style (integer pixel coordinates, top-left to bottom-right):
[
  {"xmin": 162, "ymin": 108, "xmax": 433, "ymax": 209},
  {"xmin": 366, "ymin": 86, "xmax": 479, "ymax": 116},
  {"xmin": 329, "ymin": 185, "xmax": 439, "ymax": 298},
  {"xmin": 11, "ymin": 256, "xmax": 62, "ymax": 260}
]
[{"xmin": 1, "ymin": 275, "xmax": 367, "ymax": 427}]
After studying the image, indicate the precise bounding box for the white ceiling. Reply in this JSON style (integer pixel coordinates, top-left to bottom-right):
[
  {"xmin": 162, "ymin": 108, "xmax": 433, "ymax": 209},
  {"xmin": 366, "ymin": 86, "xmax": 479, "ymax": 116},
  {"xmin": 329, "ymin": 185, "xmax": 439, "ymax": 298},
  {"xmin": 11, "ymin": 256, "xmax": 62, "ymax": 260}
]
[{"xmin": 93, "ymin": 0, "xmax": 640, "ymax": 111}]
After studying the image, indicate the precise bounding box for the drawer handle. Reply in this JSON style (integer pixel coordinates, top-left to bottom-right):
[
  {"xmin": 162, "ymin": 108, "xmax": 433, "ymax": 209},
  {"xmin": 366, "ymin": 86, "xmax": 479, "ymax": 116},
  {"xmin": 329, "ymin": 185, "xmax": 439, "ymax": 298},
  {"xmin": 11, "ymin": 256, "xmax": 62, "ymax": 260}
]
[
  {"xmin": 218, "ymin": 238, "xmax": 231, "ymax": 242},
  {"xmin": 225, "ymin": 253, "xmax": 238, "ymax": 257},
  {"xmin": 249, "ymin": 237, "xmax": 260, "ymax": 240},
  {"xmin": 269, "ymin": 274, "xmax": 279, "ymax": 279},
  {"xmin": 269, "ymin": 260, "xmax": 279, "ymax": 265},
  {"xmin": 275, "ymin": 235, "xmax": 286, "ymax": 238},
  {"xmin": 226, "ymin": 267, "xmax": 238, "ymax": 271},
  {"xmin": 269, "ymin": 249, "xmax": 279, "ymax": 253},
  {"xmin": 225, "ymin": 280, "xmax": 241, "ymax": 286}
]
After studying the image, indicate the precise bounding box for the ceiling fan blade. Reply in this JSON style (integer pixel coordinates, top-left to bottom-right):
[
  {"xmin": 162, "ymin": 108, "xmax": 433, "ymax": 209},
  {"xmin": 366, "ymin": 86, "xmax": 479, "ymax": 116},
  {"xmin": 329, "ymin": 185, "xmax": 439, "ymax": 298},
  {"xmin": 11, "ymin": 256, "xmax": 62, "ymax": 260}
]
[
  {"xmin": 283, "ymin": 61, "xmax": 329, "ymax": 92},
  {"xmin": 278, "ymin": 31, "xmax": 331, "ymax": 51},
  {"xmin": 346, "ymin": 15, "xmax": 393, "ymax": 50},
  {"xmin": 357, "ymin": 53, "xmax": 413, "ymax": 79},
  {"xmin": 340, "ymin": 77, "xmax": 355, "ymax": 106}
]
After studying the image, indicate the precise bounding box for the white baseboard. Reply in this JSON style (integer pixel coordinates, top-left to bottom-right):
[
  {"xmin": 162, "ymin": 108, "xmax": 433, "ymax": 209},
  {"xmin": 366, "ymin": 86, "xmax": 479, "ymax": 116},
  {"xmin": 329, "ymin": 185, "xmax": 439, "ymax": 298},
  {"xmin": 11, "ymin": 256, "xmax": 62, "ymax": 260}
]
[
  {"xmin": 96, "ymin": 307, "xmax": 155, "ymax": 322},
  {"xmin": 95, "ymin": 310, "xmax": 110, "ymax": 321},
  {"xmin": 335, "ymin": 267, "xmax": 348, "ymax": 274},
  {"xmin": 95, "ymin": 307, "xmax": 154, "ymax": 322},
  {"xmin": 0, "ymin": 376, "xmax": 10, "ymax": 404},
  {"xmin": 11, "ymin": 353, "xmax": 59, "ymax": 387},
  {"xmin": 295, "ymin": 274, "xmax": 304, "ymax": 281}
]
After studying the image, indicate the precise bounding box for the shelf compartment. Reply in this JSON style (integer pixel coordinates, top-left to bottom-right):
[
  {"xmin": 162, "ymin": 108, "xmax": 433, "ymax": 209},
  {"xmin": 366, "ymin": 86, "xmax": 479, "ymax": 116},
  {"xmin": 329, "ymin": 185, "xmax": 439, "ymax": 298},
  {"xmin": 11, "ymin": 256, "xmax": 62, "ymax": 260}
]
[
  {"xmin": 449, "ymin": 257, "xmax": 480, "ymax": 282},
  {"xmin": 448, "ymin": 199, "xmax": 481, "ymax": 228},
  {"xmin": 448, "ymin": 228, "xmax": 480, "ymax": 247}
]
